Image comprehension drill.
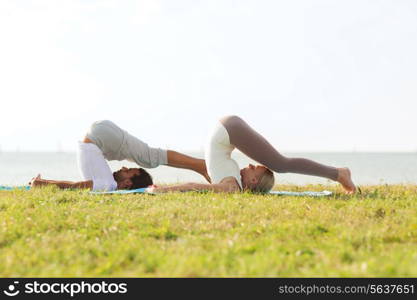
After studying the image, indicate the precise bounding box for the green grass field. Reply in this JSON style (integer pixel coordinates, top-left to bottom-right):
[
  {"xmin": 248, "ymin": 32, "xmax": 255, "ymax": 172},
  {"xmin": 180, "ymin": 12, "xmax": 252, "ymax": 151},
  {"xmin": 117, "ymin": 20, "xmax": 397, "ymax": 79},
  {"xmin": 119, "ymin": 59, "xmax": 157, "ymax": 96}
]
[{"xmin": 0, "ymin": 184, "xmax": 416, "ymax": 277}]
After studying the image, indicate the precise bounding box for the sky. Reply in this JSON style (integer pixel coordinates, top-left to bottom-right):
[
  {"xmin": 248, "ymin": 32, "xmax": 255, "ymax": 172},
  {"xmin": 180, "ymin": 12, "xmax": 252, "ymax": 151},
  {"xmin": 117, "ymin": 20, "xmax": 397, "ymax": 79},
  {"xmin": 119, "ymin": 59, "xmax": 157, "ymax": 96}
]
[{"xmin": 1, "ymin": 0, "xmax": 417, "ymax": 153}]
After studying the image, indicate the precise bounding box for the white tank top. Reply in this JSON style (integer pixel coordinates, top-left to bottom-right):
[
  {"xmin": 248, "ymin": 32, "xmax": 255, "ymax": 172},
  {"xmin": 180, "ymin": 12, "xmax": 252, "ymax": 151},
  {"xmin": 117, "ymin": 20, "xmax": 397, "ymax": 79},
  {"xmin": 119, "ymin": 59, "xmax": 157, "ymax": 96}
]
[
  {"xmin": 205, "ymin": 122, "xmax": 242, "ymax": 190},
  {"xmin": 77, "ymin": 142, "xmax": 117, "ymax": 191}
]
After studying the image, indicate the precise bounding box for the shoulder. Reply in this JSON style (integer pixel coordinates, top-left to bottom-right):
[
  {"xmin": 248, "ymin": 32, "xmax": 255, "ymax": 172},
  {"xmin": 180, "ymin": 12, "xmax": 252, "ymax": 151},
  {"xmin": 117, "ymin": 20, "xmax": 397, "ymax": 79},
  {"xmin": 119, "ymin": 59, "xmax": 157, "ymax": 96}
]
[
  {"xmin": 78, "ymin": 141, "xmax": 101, "ymax": 153},
  {"xmin": 92, "ymin": 179, "xmax": 117, "ymax": 192},
  {"xmin": 219, "ymin": 176, "xmax": 242, "ymax": 192}
]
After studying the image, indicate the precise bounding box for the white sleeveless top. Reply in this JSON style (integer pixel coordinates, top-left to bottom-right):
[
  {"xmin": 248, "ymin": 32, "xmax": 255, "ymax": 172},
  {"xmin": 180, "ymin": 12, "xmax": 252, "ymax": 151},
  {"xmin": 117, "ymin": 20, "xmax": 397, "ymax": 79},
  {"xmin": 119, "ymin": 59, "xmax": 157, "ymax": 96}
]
[
  {"xmin": 77, "ymin": 142, "xmax": 117, "ymax": 191},
  {"xmin": 205, "ymin": 122, "xmax": 242, "ymax": 190}
]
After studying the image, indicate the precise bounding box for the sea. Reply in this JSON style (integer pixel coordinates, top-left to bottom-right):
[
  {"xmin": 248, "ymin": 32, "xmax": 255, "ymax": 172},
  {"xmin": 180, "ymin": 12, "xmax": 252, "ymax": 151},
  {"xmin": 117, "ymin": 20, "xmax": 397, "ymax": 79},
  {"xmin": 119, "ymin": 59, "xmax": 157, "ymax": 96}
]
[{"xmin": 1, "ymin": 151, "xmax": 417, "ymax": 187}]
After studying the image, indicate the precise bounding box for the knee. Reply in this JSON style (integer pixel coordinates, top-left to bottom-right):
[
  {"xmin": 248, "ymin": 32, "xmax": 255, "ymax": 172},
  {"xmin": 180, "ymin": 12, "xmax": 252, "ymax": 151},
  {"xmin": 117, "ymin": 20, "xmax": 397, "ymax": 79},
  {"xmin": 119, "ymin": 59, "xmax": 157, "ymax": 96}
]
[
  {"xmin": 89, "ymin": 120, "xmax": 105, "ymax": 131},
  {"xmin": 92, "ymin": 120, "xmax": 112, "ymax": 127},
  {"xmin": 220, "ymin": 115, "xmax": 244, "ymax": 127}
]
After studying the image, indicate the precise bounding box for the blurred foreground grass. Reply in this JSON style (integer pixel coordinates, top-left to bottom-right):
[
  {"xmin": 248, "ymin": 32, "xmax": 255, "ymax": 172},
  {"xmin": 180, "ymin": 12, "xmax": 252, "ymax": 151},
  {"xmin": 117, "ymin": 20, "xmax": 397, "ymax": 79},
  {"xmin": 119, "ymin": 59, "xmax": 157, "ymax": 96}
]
[{"xmin": 0, "ymin": 184, "xmax": 416, "ymax": 277}]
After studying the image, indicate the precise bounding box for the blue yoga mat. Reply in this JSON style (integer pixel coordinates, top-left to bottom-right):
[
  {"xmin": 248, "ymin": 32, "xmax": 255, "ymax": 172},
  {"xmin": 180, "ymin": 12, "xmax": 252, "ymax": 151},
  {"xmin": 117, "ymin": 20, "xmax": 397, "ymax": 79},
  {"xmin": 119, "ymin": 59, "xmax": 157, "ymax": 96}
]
[
  {"xmin": 0, "ymin": 186, "xmax": 151, "ymax": 194},
  {"xmin": 269, "ymin": 190, "xmax": 332, "ymax": 197},
  {"xmin": 0, "ymin": 185, "xmax": 31, "ymax": 191},
  {"xmin": 90, "ymin": 188, "xmax": 150, "ymax": 195},
  {"xmin": 0, "ymin": 186, "xmax": 332, "ymax": 197},
  {"xmin": 91, "ymin": 188, "xmax": 332, "ymax": 197}
]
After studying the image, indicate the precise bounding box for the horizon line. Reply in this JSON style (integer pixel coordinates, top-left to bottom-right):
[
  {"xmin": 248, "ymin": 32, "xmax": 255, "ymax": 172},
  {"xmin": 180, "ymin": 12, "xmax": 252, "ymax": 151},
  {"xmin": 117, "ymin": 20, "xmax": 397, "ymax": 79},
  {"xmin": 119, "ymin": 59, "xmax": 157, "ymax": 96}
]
[{"xmin": 1, "ymin": 150, "xmax": 417, "ymax": 154}]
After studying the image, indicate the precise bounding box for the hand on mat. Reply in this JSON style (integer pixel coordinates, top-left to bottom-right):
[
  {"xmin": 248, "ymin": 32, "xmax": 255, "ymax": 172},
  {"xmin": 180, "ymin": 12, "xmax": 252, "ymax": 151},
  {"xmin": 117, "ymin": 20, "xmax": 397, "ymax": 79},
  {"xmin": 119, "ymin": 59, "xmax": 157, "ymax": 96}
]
[
  {"xmin": 203, "ymin": 172, "xmax": 211, "ymax": 184},
  {"xmin": 29, "ymin": 174, "xmax": 42, "ymax": 187},
  {"xmin": 145, "ymin": 184, "xmax": 158, "ymax": 193}
]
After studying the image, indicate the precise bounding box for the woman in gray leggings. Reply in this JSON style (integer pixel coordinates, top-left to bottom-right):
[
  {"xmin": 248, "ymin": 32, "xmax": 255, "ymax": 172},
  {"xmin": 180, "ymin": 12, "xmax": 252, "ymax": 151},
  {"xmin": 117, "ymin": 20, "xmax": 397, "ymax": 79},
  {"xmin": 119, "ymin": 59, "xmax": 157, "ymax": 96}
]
[{"xmin": 149, "ymin": 115, "xmax": 356, "ymax": 194}]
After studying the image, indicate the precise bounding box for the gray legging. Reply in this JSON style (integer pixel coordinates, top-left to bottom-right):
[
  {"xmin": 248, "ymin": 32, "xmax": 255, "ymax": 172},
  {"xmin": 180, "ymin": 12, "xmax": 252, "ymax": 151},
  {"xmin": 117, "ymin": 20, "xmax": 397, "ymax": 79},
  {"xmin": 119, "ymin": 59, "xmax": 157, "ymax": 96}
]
[{"xmin": 220, "ymin": 116, "xmax": 339, "ymax": 181}]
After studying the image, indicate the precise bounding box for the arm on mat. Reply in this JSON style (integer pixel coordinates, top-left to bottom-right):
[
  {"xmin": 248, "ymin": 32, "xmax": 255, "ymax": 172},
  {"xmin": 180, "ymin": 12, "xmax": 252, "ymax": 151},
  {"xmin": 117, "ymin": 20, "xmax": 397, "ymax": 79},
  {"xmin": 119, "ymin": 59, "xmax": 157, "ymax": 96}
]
[
  {"xmin": 29, "ymin": 174, "xmax": 93, "ymax": 190},
  {"xmin": 148, "ymin": 177, "xmax": 240, "ymax": 193}
]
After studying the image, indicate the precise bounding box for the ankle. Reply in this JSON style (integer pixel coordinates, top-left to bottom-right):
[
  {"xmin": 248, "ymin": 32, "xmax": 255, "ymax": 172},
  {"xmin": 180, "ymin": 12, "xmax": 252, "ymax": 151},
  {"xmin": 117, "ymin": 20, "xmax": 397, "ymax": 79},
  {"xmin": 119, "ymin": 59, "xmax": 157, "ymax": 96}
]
[{"xmin": 336, "ymin": 168, "xmax": 341, "ymax": 180}]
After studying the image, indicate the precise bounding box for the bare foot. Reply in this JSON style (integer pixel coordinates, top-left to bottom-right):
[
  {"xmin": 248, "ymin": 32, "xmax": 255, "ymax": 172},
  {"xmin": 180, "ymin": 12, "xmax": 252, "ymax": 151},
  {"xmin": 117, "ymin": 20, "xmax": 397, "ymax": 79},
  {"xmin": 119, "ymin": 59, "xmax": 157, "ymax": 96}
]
[{"xmin": 337, "ymin": 167, "xmax": 356, "ymax": 194}]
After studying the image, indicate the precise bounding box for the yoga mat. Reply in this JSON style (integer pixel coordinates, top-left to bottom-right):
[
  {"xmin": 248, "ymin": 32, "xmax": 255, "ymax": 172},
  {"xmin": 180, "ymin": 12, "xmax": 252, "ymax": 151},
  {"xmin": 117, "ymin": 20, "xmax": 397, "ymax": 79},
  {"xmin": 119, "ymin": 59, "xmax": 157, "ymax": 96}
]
[
  {"xmin": 0, "ymin": 186, "xmax": 151, "ymax": 194},
  {"xmin": 269, "ymin": 190, "xmax": 332, "ymax": 197},
  {"xmin": 0, "ymin": 186, "xmax": 332, "ymax": 197},
  {"xmin": 90, "ymin": 188, "xmax": 151, "ymax": 195},
  {"xmin": 91, "ymin": 189, "xmax": 332, "ymax": 197},
  {"xmin": 0, "ymin": 185, "xmax": 31, "ymax": 191}
]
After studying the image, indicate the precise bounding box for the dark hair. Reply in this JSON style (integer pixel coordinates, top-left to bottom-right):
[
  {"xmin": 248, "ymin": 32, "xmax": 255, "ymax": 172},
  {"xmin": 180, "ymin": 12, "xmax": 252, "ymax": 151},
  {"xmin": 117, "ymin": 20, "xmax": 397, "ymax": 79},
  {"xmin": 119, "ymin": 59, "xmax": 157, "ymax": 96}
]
[{"xmin": 130, "ymin": 168, "xmax": 153, "ymax": 189}]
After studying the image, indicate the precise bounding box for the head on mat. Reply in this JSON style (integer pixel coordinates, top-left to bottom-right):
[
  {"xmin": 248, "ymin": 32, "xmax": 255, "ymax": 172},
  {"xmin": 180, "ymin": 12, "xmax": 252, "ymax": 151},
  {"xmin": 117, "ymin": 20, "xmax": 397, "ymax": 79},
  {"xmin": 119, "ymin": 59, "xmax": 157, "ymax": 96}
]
[
  {"xmin": 113, "ymin": 167, "xmax": 153, "ymax": 190},
  {"xmin": 240, "ymin": 164, "xmax": 275, "ymax": 193}
]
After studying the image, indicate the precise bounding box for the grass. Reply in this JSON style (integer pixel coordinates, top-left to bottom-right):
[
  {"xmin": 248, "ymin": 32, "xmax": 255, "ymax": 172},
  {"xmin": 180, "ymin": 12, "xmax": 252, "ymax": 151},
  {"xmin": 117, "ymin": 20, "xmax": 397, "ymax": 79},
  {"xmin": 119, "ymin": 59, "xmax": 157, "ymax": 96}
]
[{"xmin": 0, "ymin": 184, "xmax": 416, "ymax": 277}]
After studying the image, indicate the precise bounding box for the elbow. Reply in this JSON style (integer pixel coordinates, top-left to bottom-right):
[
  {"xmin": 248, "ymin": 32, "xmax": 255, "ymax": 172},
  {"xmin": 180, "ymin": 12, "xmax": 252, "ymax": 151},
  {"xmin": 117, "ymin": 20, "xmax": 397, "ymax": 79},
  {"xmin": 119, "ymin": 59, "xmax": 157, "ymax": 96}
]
[
  {"xmin": 187, "ymin": 183, "xmax": 197, "ymax": 190},
  {"xmin": 228, "ymin": 185, "xmax": 240, "ymax": 193},
  {"xmin": 84, "ymin": 180, "xmax": 93, "ymax": 190}
]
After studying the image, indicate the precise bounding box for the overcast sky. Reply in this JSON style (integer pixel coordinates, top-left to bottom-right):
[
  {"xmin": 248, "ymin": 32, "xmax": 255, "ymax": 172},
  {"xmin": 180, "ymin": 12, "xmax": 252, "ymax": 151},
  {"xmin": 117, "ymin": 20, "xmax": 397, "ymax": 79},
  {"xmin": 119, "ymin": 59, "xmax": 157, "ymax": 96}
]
[{"xmin": 1, "ymin": 0, "xmax": 416, "ymax": 152}]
